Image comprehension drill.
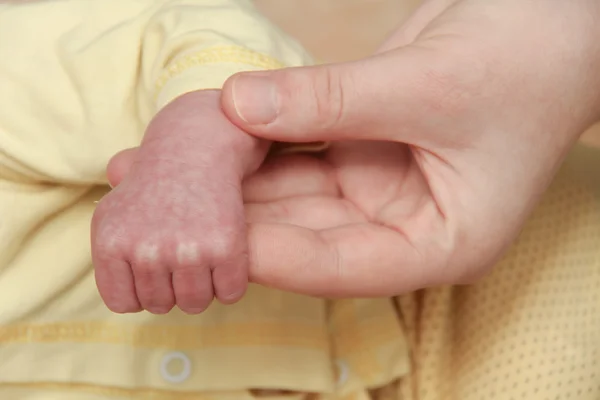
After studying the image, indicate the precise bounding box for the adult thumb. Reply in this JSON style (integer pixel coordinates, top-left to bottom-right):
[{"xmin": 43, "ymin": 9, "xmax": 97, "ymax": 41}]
[{"xmin": 221, "ymin": 47, "xmax": 440, "ymax": 145}]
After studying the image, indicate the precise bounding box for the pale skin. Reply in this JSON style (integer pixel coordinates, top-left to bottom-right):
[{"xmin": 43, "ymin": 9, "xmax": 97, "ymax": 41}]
[
  {"xmin": 106, "ymin": 0, "xmax": 600, "ymax": 306},
  {"xmin": 91, "ymin": 90, "xmax": 268, "ymax": 314},
  {"xmin": 223, "ymin": 0, "xmax": 600, "ymax": 296}
]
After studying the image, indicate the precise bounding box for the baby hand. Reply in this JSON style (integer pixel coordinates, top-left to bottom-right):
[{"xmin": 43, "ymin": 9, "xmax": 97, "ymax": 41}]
[{"xmin": 91, "ymin": 91, "xmax": 261, "ymax": 314}]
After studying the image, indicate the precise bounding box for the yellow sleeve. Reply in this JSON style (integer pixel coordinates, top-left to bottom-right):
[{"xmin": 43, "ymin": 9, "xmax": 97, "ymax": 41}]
[
  {"xmin": 146, "ymin": 0, "xmax": 313, "ymax": 110},
  {"xmin": 0, "ymin": 0, "xmax": 312, "ymax": 185}
]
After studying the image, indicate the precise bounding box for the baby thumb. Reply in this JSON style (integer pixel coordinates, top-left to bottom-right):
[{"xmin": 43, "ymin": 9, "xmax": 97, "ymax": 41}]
[{"xmin": 106, "ymin": 147, "xmax": 138, "ymax": 188}]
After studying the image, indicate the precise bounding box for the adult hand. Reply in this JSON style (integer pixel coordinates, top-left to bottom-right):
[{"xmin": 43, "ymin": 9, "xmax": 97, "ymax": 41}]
[{"xmin": 216, "ymin": 0, "xmax": 600, "ymax": 296}]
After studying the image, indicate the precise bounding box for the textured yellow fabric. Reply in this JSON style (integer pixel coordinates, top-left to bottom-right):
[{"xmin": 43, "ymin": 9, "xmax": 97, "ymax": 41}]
[
  {"xmin": 0, "ymin": 0, "xmax": 312, "ymax": 186},
  {"xmin": 0, "ymin": 1, "xmax": 599, "ymax": 400},
  {"xmin": 393, "ymin": 144, "xmax": 600, "ymax": 400},
  {"xmin": 0, "ymin": 0, "xmax": 406, "ymax": 398}
]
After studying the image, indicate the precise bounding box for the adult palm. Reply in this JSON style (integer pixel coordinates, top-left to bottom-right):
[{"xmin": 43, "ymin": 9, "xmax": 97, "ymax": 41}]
[{"xmin": 218, "ymin": 0, "xmax": 600, "ymax": 296}]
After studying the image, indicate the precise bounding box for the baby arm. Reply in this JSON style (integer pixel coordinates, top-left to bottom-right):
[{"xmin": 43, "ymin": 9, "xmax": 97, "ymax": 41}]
[
  {"xmin": 0, "ymin": 0, "xmax": 310, "ymax": 314},
  {"xmin": 92, "ymin": 90, "xmax": 266, "ymax": 314},
  {"xmin": 88, "ymin": 0, "xmax": 312, "ymax": 314}
]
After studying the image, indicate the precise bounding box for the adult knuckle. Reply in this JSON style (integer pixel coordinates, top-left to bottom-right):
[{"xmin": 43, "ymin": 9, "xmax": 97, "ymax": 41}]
[{"xmin": 309, "ymin": 67, "xmax": 347, "ymax": 130}]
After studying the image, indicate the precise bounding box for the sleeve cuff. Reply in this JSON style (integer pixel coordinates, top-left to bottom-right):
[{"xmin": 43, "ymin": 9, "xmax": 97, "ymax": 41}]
[{"xmin": 155, "ymin": 45, "xmax": 301, "ymax": 109}]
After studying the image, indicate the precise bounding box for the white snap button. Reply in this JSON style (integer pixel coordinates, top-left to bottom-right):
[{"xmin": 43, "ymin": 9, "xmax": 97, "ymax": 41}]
[
  {"xmin": 334, "ymin": 360, "xmax": 349, "ymax": 386},
  {"xmin": 160, "ymin": 351, "xmax": 192, "ymax": 384}
]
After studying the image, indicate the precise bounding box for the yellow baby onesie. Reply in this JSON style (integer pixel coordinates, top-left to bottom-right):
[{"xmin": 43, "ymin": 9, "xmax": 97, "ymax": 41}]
[{"xmin": 0, "ymin": 0, "xmax": 407, "ymax": 399}]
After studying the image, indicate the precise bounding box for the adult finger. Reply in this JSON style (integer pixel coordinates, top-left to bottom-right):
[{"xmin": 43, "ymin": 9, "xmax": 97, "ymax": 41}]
[
  {"xmin": 242, "ymin": 155, "xmax": 338, "ymax": 202},
  {"xmin": 221, "ymin": 47, "xmax": 452, "ymax": 147},
  {"xmin": 247, "ymin": 222, "xmax": 449, "ymax": 297},
  {"xmin": 245, "ymin": 196, "xmax": 365, "ymax": 230}
]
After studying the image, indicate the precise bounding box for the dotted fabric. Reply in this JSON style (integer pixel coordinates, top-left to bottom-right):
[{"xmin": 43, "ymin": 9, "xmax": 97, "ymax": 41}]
[{"xmin": 394, "ymin": 159, "xmax": 600, "ymax": 400}]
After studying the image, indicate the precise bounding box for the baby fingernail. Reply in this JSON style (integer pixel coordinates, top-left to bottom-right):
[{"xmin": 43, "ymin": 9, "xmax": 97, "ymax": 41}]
[
  {"xmin": 147, "ymin": 306, "xmax": 172, "ymax": 315},
  {"xmin": 232, "ymin": 74, "xmax": 279, "ymax": 125},
  {"xmin": 220, "ymin": 290, "xmax": 243, "ymax": 303},
  {"xmin": 183, "ymin": 307, "xmax": 208, "ymax": 314}
]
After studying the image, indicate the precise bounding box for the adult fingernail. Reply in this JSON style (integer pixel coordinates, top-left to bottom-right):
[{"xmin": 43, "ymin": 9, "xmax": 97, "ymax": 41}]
[{"xmin": 232, "ymin": 74, "xmax": 279, "ymax": 125}]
